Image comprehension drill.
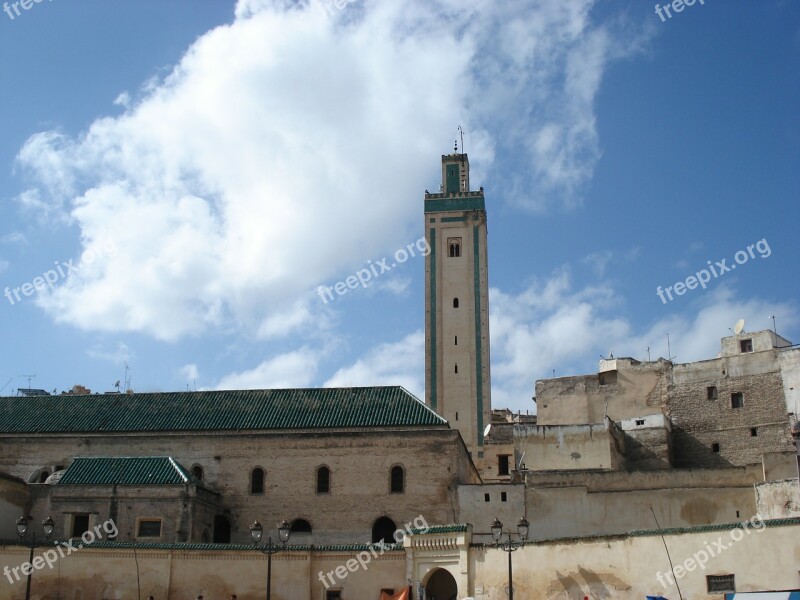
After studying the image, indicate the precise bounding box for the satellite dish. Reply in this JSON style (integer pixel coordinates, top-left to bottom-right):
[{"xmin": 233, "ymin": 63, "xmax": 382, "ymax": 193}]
[
  {"xmin": 483, "ymin": 424, "xmax": 492, "ymax": 437},
  {"xmin": 734, "ymin": 319, "xmax": 745, "ymax": 335}
]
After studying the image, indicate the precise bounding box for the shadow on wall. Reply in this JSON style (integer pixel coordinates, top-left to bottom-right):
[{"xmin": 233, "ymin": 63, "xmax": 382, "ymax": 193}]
[
  {"xmin": 547, "ymin": 567, "xmax": 631, "ymax": 599},
  {"xmin": 670, "ymin": 427, "xmax": 735, "ymax": 469}
]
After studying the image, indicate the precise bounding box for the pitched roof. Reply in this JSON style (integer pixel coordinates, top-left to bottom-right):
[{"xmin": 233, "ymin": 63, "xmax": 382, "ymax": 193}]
[
  {"xmin": 58, "ymin": 457, "xmax": 197, "ymax": 485},
  {"xmin": 0, "ymin": 386, "xmax": 446, "ymax": 433}
]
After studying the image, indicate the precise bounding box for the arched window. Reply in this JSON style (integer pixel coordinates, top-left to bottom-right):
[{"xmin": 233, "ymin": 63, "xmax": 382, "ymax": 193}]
[
  {"xmin": 372, "ymin": 517, "xmax": 397, "ymax": 544},
  {"xmin": 453, "ymin": 298, "xmax": 459, "ymax": 308},
  {"xmin": 290, "ymin": 519, "xmax": 312, "ymax": 533},
  {"xmin": 191, "ymin": 465, "xmax": 203, "ymax": 481},
  {"xmin": 39, "ymin": 471, "xmax": 50, "ymax": 483},
  {"xmin": 317, "ymin": 466, "xmax": 330, "ymax": 494},
  {"xmin": 250, "ymin": 468, "xmax": 264, "ymax": 494},
  {"xmin": 390, "ymin": 466, "xmax": 404, "ymax": 494},
  {"xmin": 448, "ymin": 237, "xmax": 461, "ymax": 258}
]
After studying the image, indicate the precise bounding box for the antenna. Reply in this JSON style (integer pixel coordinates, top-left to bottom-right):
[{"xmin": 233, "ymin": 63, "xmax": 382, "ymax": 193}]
[
  {"xmin": 457, "ymin": 125, "xmax": 465, "ymax": 155},
  {"xmin": 769, "ymin": 315, "xmax": 777, "ymax": 335},
  {"xmin": 666, "ymin": 334, "xmax": 676, "ymax": 362},
  {"xmin": 24, "ymin": 374, "xmax": 35, "ymax": 391},
  {"xmin": 734, "ymin": 319, "xmax": 745, "ymax": 335}
]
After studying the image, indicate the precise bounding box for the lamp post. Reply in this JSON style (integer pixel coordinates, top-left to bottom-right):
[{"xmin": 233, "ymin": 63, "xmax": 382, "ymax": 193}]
[
  {"xmin": 489, "ymin": 516, "xmax": 529, "ymax": 600},
  {"xmin": 16, "ymin": 515, "xmax": 55, "ymax": 600},
  {"xmin": 250, "ymin": 519, "xmax": 291, "ymax": 600}
]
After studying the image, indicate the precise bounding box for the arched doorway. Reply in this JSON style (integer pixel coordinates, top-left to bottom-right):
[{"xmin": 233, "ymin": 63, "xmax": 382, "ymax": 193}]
[
  {"xmin": 425, "ymin": 568, "xmax": 458, "ymax": 600},
  {"xmin": 371, "ymin": 516, "xmax": 397, "ymax": 544}
]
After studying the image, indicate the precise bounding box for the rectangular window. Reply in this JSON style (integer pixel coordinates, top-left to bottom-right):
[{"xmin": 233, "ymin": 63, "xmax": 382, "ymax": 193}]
[
  {"xmin": 498, "ymin": 455, "xmax": 510, "ymax": 476},
  {"xmin": 326, "ymin": 591, "xmax": 343, "ymax": 600},
  {"xmin": 707, "ymin": 385, "xmax": 718, "ymax": 400},
  {"xmin": 71, "ymin": 514, "xmax": 89, "ymax": 538},
  {"xmin": 739, "ymin": 339, "xmax": 753, "ymax": 353},
  {"xmin": 712, "ymin": 443, "xmax": 720, "ymax": 453},
  {"xmin": 501, "ymin": 492, "xmax": 507, "ymax": 502},
  {"xmin": 137, "ymin": 519, "xmax": 162, "ymax": 538},
  {"xmin": 484, "ymin": 493, "xmax": 490, "ymax": 502},
  {"xmin": 706, "ymin": 574, "xmax": 735, "ymax": 592},
  {"xmin": 635, "ymin": 419, "xmax": 645, "ymax": 426},
  {"xmin": 750, "ymin": 427, "xmax": 757, "ymax": 436},
  {"xmin": 731, "ymin": 392, "xmax": 744, "ymax": 409}
]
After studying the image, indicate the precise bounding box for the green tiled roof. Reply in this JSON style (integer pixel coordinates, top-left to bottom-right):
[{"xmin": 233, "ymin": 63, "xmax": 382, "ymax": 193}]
[
  {"xmin": 58, "ymin": 457, "xmax": 197, "ymax": 485},
  {"xmin": 409, "ymin": 524, "xmax": 469, "ymax": 535},
  {"xmin": 0, "ymin": 386, "xmax": 446, "ymax": 433}
]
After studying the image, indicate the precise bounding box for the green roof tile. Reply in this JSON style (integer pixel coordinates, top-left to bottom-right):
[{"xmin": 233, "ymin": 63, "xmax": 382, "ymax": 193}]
[
  {"xmin": 58, "ymin": 457, "xmax": 197, "ymax": 485},
  {"xmin": 0, "ymin": 386, "xmax": 446, "ymax": 433}
]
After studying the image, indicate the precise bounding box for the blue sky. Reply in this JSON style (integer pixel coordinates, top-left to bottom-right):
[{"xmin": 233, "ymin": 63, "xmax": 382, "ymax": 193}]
[{"xmin": 0, "ymin": 0, "xmax": 797, "ymax": 413}]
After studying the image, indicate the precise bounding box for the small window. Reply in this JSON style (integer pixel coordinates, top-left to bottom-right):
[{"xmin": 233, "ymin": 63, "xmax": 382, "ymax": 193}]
[
  {"xmin": 39, "ymin": 470, "xmax": 50, "ymax": 483},
  {"xmin": 250, "ymin": 467, "xmax": 264, "ymax": 494},
  {"xmin": 635, "ymin": 419, "xmax": 645, "ymax": 426},
  {"xmin": 455, "ymin": 411, "xmax": 458, "ymax": 421},
  {"xmin": 707, "ymin": 386, "xmax": 718, "ymax": 400},
  {"xmin": 740, "ymin": 339, "xmax": 753, "ymax": 353},
  {"xmin": 191, "ymin": 465, "xmax": 203, "ymax": 481},
  {"xmin": 501, "ymin": 492, "xmax": 507, "ymax": 502},
  {"xmin": 498, "ymin": 455, "xmax": 510, "ymax": 476},
  {"xmin": 484, "ymin": 493, "xmax": 490, "ymax": 502},
  {"xmin": 750, "ymin": 427, "xmax": 757, "ymax": 437},
  {"xmin": 381, "ymin": 591, "xmax": 395, "ymax": 597},
  {"xmin": 326, "ymin": 591, "xmax": 343, "ymax": 600},
  {"xmin": 71, "ymin": 514, "xmax": 90, "ymax": 538},
  {"xmin": 390, "ymin": 465, "xmax": 404, "ymax": 493},
  {"xmin": 137, "ymin": 519, "xmax": 162, "ymax": 538},
  {"xmin": 454, "ymin": 335, "xmax": 458, "ymax": 345},
  {"xmin": 706, "ymin": 574, "xmax": 735, "ymax": 593},
  {"xmin": 448, "ymin": 237, "xmax": 461, "ymax": 258},
  {"xmin": 731, "ymin": 392, "xmax": 744, "ymax": 409},
  {"xmin": 454, "ymin": 364, "xmax": 458, "ymax": 374},
  {"xmin": 453, "ymin": 298, "xmax": 459, "ymax": 308},
  {"xmin": 317, "ymin": 466, "xmax": 330, "ymax": 494},
  {"xmin": 712, "ymin": 443, "xmax": 720, "ymax": 453}
]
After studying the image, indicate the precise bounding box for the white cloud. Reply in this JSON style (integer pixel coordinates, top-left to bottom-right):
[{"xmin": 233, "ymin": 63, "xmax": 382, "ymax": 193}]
[
  {"xmin": 216, "ymin": 348, "xmax": 318, "ymax": 389},
  {"xmin": 12, "ymin": 0, "xmax": 639, "ymax": 341},
  {"xmin": 324, "ymin": 331, "xmax": 424, "ymax": 398},
  {"xmin": 86, "ymin": 341, "xmax": 132, "ymax": 364},
  {"xmin": 180, "ymin": 363, "xmax": 199, "ymax": 383}
]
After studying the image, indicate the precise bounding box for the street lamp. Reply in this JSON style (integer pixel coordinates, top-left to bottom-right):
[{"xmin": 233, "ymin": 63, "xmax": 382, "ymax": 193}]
[
  {"xmin": 489, "ymin": 516, "xmax": 529, "ymax": 600},
  {"xmin": 250, "ymin": 519, "xmax": 291, "ymax": 600},
  {"xmin": 16, "ymin": 515, "xmax": 55, "ymax": 600}
]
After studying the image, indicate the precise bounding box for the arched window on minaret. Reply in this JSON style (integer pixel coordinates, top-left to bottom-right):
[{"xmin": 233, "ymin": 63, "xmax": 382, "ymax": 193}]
[{"xmin": 449, "ymin": 239, "xmax": 461, "ymax": 257}]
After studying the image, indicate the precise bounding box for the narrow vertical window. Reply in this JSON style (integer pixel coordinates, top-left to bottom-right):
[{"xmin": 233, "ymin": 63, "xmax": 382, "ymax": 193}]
[
  {"xmin": 453, "ymin": 298, "xmax": 459, "ymax": 308},
  {"xmin": 390, "ymin": 466, "xmax": 404, "ymax": 493},
  {"xmin": 317, "ymin": 466, "xmax": 330, "ymax": 494},
  {"xmin": 250, "ymin": 468, "xmax": 264, "ymax": 494}
]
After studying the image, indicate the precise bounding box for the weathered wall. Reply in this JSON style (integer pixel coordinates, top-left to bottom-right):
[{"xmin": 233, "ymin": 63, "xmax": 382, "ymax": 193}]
[
  {"xmin": 755, "ymin": 479, "xmax": 800, "ymax": 518},
  {"xmin": 0, "ymin": 428, "xmax": 475, "ymax": 545},
  {"xmin": 0, "ymin": 545, "xmax": 407, "ymax": 599},
  {"xmin": 671, "ymin": 354, "xmax": 795, "ymax": 467},
  {"xmin": 471, "ymin": 519, "xmax": 800, "ymax": 599},
  {"xmin": 535, "ymin": 359, "xmax": 670, "ymax": 426},
  {"xmin": 779, "ymin": 346, "xmax": 800, "ymax": 416},
  {"xmin": 512, "ymin": 420, "xmax": 623, "ymax": 471},
  {"xmin": 0, "ymin": 475, "xmax": 26, "ymax": 540}
]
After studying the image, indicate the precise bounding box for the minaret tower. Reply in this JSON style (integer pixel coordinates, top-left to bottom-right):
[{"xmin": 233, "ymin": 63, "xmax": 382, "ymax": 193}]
[{"xmin": 424, "ymin": 145, "xmax": 492, "ymax": 467}]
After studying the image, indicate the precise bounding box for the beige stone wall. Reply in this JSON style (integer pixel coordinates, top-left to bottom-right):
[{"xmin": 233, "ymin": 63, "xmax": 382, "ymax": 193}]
[
  {"xmin": 471, "ymin": 519, "xmax": 800, "ymax": 599},
  {"xmin": 0, "ymin": 428, "xmax": 475, "ymax": 545},
  {"xmin": 0, "ymin": 545, "xmax": 407, "ymax": 599},
  {"xmin": 755, "ymin": 479, "xmax": 800, "ymax": 518},
  {"xmin": 512, "ymin": 421, "xmax": 623, "ymax": 471}
]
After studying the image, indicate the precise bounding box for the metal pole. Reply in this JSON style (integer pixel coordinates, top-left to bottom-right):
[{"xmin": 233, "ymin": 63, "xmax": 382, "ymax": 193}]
[
  {"xmin": 266, "ymin": 536, "xmax": 272, "ymax": 600},
  {"xmin": 507, "ymin": 536, "xmax": 513, "ymax": 600},
  {"xmin": 24, "ymin": 534, "xmax": 35, "ymax": 600}
]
